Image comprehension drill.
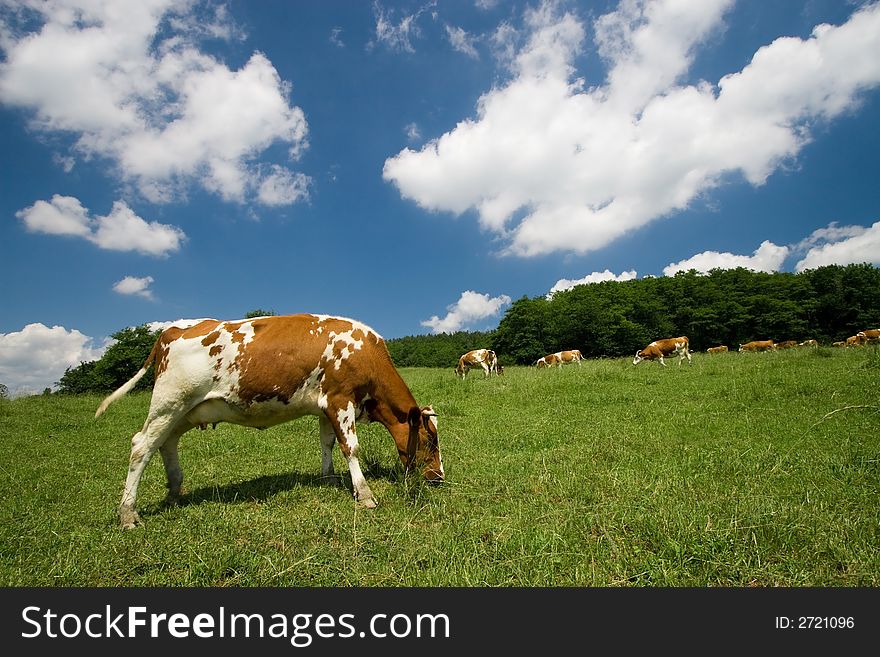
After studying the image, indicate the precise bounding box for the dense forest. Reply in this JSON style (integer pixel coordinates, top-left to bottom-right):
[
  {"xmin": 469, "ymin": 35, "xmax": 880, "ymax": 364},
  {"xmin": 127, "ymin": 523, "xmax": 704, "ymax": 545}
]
[{"xmin": 51, "ymin": 263, "xmax": 880, "ymax": 394}]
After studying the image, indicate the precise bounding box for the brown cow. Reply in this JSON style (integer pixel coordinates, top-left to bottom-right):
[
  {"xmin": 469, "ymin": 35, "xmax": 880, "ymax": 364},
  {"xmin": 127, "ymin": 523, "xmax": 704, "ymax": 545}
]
[
  {"xmin": 845, "ymin": 335, "xmax": 865, "ymax": 347},
  {"xmin": 739, "ymin": 340, "xmax": 776, "ymax": 352},
  {"xmin": 857, "ymin": 329, "xmax": 880, "ymax": 344},
  {"xmin": 95, "ymin": 314, "xmax": 444, "ymax": 528},
  {"xmin": 776, "ymin": 340, "xmax": 798, "ymax": 350},
  {"xmin": 707, "ymin": 345, "xmax": 728, "ymax": 354},
  {"xmin": 832, "ymin": 341, "xmax": 846, "ymax": 348},
  {"xmin": 536, "ymin": 350, "xmax": 582, "ymax": 368},
  {"xmin": 455, "ymin": 348, "xmax": 499, "ymax": 378},
  {"xmin": 633, "ymin": 337, "xmax": 691, "ymax": 366}
]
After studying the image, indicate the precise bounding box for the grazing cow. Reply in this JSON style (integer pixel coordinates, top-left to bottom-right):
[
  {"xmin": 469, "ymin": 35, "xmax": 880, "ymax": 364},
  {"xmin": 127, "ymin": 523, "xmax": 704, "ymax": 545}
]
[
  {"xmin": 832, "ymin": 341, "xmax": 846, "ymax": 348},
  {"xmin": 799, "ymin": 339, "xmax": 818, "ymax": 347},
  {"xmin": 707, "ymin": 345, "xmax": 728, "ymax": 354},
  {"xmin": 633, "ymin": 337, "xmax": 691, "ymax": 366},
  {"xmin": 845, "ymin": 334, "xmax": 865, "ymax": 347},
  {"xmin": 455, "ymin": 349, "xmax": 499, "ymax": 378},
  {"xmin": 739, "ymin": 340, "xmax": 776, "ymax": 352},
  {"xmin": 776, "ymin": 340, "xmax": 798, "ymax": 350},
  {"xmin": 535, "ymin": 350, "xmax": 583, "ymax": 368},
  {"xmin": 95, "ymin": 314, "xmax": 444, "ymax": 528},
  {"xmin": 858, "ymin": 329, "xmax": 880, "ymax": 344}
]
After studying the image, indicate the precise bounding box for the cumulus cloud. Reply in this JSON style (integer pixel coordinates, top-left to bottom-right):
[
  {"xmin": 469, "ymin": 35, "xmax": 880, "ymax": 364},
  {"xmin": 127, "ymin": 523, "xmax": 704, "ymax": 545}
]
[
  {"xmin": 383, "ymin": 0, "xmax": 880, "ymax": 258},
  {"xmin": 16, "ymin": 195, "xmax": 185, "ymax": 257},
  {"xmin": 794, "ymin": 220, "xmax": 880, "ymax": 272},
  {"xmin": 663, "ymin": 240, "xmax": 789, "ymax": 275},
  {"xmin": 113, "ymin": 275, "xmax": 155, "ymax": 300},
  {"xmin": 0, "ymin": 1, "xmax": 310, "ymax": 206},
  {"xmin": 421, "ymin": 290, "xmax": 512, "ymax": 334},
  {"xmin": 0, "ymin": 323, "xmax": 110, "ymax": 396},
  {"xmin": 548, "ymin": 269, "xmax": 637, "ymax": 296},
  {"xmin": 145, "ymin": 318, "xmax": 215, "ymax": 332}
]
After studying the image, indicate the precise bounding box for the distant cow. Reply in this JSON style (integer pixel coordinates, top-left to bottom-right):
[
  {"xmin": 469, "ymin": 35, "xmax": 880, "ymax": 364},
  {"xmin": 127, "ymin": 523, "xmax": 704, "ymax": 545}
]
[
  {"xmin": 845, "ymin": 335, "xmax": 865, "ymax": 347},
  {"xmin": 633, "ymin": 337, "xmax": 691, "ymax": 366},
  {"xmin": 535, "ymin": 350, "xmax": 583, "ymax": 368},
  {"xmin": 739, "ymin": 340, "xmax": 776, "ymax": 352},
  {"xmin": 858, "ymin": 329, "xmax": 880, "ymax": 344},
  {"xmin": 95, "ymin": 314, "xmax": 444, "ymax": 528},
  {"xmin": 776, "ymin": 340, "xmax": 798, "ymax": 350},
  {"xmin": 707, "ymin": 345, "xmax": 728, "ymax": 354},
  {"xmin": 832, "ymin": 341, "xmax": 846, "ymax": 348},
  {"xmin": 455, "ymin": 349, "xmax": 499, "ymax": 378},
  {"xmin": 799, "ymin": 339, "xmax": 818, "ymax": 347}
]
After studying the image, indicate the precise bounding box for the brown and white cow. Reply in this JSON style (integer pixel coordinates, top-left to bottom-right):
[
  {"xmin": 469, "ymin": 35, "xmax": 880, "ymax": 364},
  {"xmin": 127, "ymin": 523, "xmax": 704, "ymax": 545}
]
[
  {"xmin": 95, "ymin": 314, "xmax": 444, "ymax": 528},
  {"xmin": 455, "ymin": 348, "xmax": 499, "ymax": 378},
  {"xmin": 739, "ymin": 340, "xmax": 776, "ymax": 352},
  {"xmin": 798, "ymin": 339, "xmax": 818, "ymax": 347},
  {"xmin": 633, "ymin": 337, "xmax": 691, "ymax": 366},
  {"xmin": 535, "ymin": 350, "xmax": 583, "ymax": 368},
  {"xmin": 845, "ymin": 334, "xmax": 865, "ymax": 347},
  {"xmin": 858, "ymin": 329, "xmax": 880, "ymax": 344},
  {"xmin": 832, "ymin": 340, "xmax": 846, "ymax": 348},
  {"xmin": 776, "ymin": 340, "xmax": 798, "ymax": 350},
  {"xmin": 707, "ymin": 345, "xmax": 728, "ymax": 354}
]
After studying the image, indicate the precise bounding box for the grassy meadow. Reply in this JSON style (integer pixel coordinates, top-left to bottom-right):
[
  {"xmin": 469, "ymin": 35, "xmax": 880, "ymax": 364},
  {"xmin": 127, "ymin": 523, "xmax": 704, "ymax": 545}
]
[{"xmin": 1, "ymin": 346, "xmax": 878, "ymax": 587}]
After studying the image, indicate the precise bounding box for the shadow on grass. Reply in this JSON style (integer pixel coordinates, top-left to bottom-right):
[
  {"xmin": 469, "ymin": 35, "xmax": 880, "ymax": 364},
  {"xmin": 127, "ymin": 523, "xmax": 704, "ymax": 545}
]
[{"xmin": 139, "ymin": 459, "xmax": 409, "ymax": 519}]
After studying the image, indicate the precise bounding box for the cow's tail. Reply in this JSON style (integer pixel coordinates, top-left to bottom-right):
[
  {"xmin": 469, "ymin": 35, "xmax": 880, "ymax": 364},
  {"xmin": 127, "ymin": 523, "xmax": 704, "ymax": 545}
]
[{"xmin": 95, "ymin": 339, "xmax": 161, "ymax": 418}]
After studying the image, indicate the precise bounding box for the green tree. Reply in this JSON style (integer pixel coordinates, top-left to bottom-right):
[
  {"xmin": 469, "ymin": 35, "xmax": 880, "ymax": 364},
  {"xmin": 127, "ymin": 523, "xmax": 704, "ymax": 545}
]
[
  {"xmin": 245, "ymin": 308, "xmax": 277, "ymax": 318},
  {"xmin": 57, "ymin": 325, "xmax": 160, "ymax": 394}
]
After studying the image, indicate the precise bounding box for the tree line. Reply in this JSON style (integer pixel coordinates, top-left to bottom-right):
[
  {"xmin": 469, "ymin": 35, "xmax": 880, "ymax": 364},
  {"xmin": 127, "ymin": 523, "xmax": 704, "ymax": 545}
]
[
  {"xmin": 491, "ymin": 263, "xmax": 880, "ymax": 364},
  {"xmin": 46, "ymin": 263, "xmax": 880, "ymax": 394}
]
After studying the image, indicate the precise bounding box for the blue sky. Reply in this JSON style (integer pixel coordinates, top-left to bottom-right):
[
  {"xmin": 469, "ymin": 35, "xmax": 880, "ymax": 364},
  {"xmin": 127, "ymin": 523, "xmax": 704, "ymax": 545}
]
[{"xmin": 2, "ymin": 0, "xmax": 880, "ymax": 395}]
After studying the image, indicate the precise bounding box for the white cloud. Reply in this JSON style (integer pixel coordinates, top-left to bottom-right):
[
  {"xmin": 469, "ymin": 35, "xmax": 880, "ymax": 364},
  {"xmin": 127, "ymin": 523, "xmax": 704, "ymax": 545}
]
[
  {"xmin": 329, "ymin": 27, "xmax": 345, "ymax": 48},
  {"xmin": 405, "ymin": 122, "xmax": 422, "ymax": 142},
  {"xmin": 113, "ymin": 275, "xmax": 155, "ymax": 300},
  {"xmin": 384, "ymin": 1, "xmax": 880, "ymax": 258},
  {"xmin": 421, "ymin": 290, "xmax": 512, "ymax": 334},
  {"xmin": 369, "ymin": 1, "xmax": 436, "ymax": 53},
  {"xmin": 0, "ymin": 323, "xmax": 110, "ymax": 396},
  {"xmin": 145, "ymin": 318, "xmax": 214, "ymax": 332},
  {"xmin": 663, "ymin": 240, "xmax": 789, "ymax": 276},
  {"xmin": 0, "ymin": 1, "xmax": 310, "ymax": 206},
  {"xmin": 446, "ymin": 25, "xmax": 479, "ymax": 59},
  {"xmin": 548, "ymin": 269, "xmax": 637, "ymax": 296},
  {"xmin": 16, "ymin": 195, "xmax": 185, "ymax": 257},
  {"xmin": 794, "ymin": 220, "xmax": 880, "ymax": 272},
  {"xmin": 256, "ymin": 165, "xmax": 311, "ymax": 206}
]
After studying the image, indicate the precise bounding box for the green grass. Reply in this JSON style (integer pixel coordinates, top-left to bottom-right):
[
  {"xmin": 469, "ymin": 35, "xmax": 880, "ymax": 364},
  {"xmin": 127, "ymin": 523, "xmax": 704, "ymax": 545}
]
[{"xmin": 1, "ymin": 346, "xmax": 878, "ymax": 586}]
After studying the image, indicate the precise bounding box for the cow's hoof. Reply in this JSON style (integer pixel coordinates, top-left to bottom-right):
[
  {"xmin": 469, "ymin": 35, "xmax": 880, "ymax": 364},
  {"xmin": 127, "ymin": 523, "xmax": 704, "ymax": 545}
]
[
  {"xmin": 162, "ymin": 493, "xmax": 181, "ymax": 508},
  {"xmin": 357, "ymin": 496, "xmax": 378, "ymax": 509},
  {"xmin": 119, "ymin": 510, "xmax": 141, "ymax": 529}
]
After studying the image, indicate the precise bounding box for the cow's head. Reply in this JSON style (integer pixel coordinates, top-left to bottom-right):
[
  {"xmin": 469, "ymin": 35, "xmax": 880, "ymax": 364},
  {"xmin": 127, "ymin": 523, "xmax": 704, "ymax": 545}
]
[
  {"xmin": 406, "ymin": 406, "xmax": 444, "ymax": 482},
  {"xmin": 632, "ymin": 349, "xmax": 645, "ymax": 365}
]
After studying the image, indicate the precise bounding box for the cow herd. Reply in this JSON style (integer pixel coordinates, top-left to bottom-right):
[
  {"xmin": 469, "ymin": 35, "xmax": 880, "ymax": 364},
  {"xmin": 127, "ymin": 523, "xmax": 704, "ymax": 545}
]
[
  {"xmin": 96, "ymin": 313, "xmax": 880, "ymax": 528},
  {"xmin": 460, "ymin": 327, "xmax": 880, "ymax": 374},
  {"xmin": 698, "ymin": 329, "xmax": 880, "ymax": 354}
]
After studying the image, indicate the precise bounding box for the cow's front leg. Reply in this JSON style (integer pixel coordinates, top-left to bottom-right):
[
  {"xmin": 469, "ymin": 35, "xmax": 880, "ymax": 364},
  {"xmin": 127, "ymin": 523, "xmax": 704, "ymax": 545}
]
[{"xmin": 323, "ymin": 402, "xmax": 377, "ymax": 508}]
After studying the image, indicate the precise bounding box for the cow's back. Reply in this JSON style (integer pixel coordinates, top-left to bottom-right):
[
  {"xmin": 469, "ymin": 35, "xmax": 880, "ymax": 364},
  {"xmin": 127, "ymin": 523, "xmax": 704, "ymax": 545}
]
[{"xmin": 151, "ymin": 314, "xmax": 388, "ymax": 418}]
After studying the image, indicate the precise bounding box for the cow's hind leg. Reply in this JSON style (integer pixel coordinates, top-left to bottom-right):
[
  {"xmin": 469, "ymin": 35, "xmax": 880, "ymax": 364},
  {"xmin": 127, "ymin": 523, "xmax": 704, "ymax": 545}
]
[
  {"xmin": 159, "ymin": 419, "xmax": 196, "ymax": 507},
  {"xmin": 323, "ymin": 402, "xmax": 377, "ymax": 509},
  {"xmin": 318, "ymin": 415, "xmax": 342, "ymax": 485},
  {"xmin": 119, "ymin": 413, "xmax": 185, "ymax": 528}
]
